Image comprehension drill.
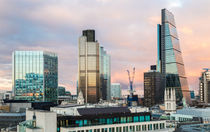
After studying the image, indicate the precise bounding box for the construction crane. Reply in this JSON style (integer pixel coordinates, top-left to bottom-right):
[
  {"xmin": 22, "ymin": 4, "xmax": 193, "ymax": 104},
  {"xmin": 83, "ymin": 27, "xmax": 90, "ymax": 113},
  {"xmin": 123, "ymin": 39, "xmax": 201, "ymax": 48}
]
[{"xmin": 127, "ymin": 67, "xmax": 135, "ymax": 98}]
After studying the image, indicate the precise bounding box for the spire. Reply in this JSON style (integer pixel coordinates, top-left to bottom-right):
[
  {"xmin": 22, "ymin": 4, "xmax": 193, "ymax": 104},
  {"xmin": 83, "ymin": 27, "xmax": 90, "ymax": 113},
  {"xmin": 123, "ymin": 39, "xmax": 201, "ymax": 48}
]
[
  {"xmin": 77, "ymin": 90, "xmax": 85, "ymax": 104},
  {"xmin": 32, "ymin": 111, "xmax": 36, "ymax": 128}
]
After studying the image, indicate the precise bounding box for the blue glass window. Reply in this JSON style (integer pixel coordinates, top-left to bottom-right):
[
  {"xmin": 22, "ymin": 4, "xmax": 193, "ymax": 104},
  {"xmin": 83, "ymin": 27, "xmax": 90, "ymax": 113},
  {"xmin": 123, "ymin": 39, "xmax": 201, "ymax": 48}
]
[
  {"xmin": 145, "ymin": 115, "xmax": 150, "ymax": 121},
  {"xmin": 139, "ymin": 116, "xmax": 144, "ymax": 122}
]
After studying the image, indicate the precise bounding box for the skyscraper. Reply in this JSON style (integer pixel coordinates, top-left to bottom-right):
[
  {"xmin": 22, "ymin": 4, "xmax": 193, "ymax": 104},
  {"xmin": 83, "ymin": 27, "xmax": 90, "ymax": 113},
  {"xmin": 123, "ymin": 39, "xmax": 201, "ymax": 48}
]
[
  {"xmin": 199, "ymin": 69, "xmax": 210, "ymax": 103},
  {"xmin": 144, "ymin": 65, "xmax": 164, "ymax": 107},
  {"xmin": 78, "ymin": 30, "xmax": 100, "ymax": 103},
  {"xmin": 157, "ymin": 9, "xmax": 191, "ymax": 104},
  {"xmin": 100, "ymin": 47, "xmax": 111, "ymax": 100},
  {"xmin": 12, "ymin": 51, "xmax": 58, "ymax": 102}
]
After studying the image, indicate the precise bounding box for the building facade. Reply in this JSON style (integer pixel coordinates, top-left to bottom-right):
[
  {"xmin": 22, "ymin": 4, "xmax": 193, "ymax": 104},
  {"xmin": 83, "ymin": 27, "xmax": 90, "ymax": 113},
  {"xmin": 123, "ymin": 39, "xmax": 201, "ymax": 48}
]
[
  {"xmin": 12, "ymin": 51, "xmax": 58, "ymax": 102},
  {"xmin": 157, "ymin": 9, "xmax": 191, "ymax": 104},
  {"xmin": 144, "ymin": 66, "xmax": 164, "ymax": 107},
  {"xmin": 58, "ymin": 86, "xmax": 66, "ymax": 96},
  {"xmin": 78, "ymin": 30, "xmax": 100, "ymax": 103},
  {"xmin": 164, "ymin": 87, "xmax": 176, "ymax": 113},
  {"xmin": 56, "ymin": 106, "xmax": 172, "ymax": 132},
  {"xmin": 199, "ymin": 69, "xmax": 210, "ymax": 103},
  {"xmin": 100, "ymin": 47, "xmax": 111, "ymax": 101},
  {"xmin": 18, "ymin": 109, "xmax": 57, "ymax": 132},
  {"xmin": 111, "ymin": 83, "xmax": 121, "ymax": 99}
]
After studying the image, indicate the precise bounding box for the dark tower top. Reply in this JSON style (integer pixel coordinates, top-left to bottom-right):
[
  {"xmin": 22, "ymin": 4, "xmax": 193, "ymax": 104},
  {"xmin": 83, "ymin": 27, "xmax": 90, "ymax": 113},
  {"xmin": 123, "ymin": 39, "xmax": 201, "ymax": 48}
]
[
  {"xmin": 83, "ymin": 30, "xmax": 95, "ymax": 42},
  {"xmin": 150, "ymin": 65, "xmax": 157, "ymax": 71}
]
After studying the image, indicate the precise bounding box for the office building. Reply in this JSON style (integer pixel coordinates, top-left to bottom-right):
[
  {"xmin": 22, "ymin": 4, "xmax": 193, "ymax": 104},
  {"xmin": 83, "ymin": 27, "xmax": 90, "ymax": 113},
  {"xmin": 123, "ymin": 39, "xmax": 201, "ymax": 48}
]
[
  {"xmin": 52, "ymin": 104, "xmax": 174, "ymax": 132},
  {"xmin": 175, "ymin": 108, "xmax": 210, "ymax": 124},
  {"xmin": 78, "ymin": 30, "xmax": 100, "ymax": 103},
  {"xmin": 0, "ymin": 113, "xmax": 25, "ymax": 130},
  {"xmin": 58, "ymin": 86, "xmax": 66, "ymax": 96},
  {"xmin": 111, "ymin": 83, "xmax": 121, "ymax": 99},
  {"xmin": 18, "ymin": 105, "xmax": 175, "ymax": 132},
  {"xmin": 12, "ymin": 51, "xmax": 58, "ymax": 102},
  {"xmin": 144, "ymin": 66, "xmax": 164, "ymax": 107},
  {"xmin": 199, "ymin": 69, "xmax": 210, "ymax": 103},
  {"xmin": 157, "ymin": 9, "xmax": 191, "ymax": 104},
  {"xmin": 100, "ymin": 47, "xmax": 111, "ymax": 100}
]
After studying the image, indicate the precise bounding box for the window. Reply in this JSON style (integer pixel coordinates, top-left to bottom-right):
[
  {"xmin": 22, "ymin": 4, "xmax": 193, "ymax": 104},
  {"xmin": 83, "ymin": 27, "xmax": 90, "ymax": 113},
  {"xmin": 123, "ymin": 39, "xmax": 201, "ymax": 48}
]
[
  {"xmin": 139, "ymin": 116, "xmax": 144, "ymax": 122},
  {"xmin": 145, "ymin": 115, "xmax": 150, "ymax": 121},
  {"xmin": 148, "ymin": 124, "xmax": 152, "ymax": 130},
  {"xmin": 133, "ymin": 116, "xmax": 139, "ymax": 122}
]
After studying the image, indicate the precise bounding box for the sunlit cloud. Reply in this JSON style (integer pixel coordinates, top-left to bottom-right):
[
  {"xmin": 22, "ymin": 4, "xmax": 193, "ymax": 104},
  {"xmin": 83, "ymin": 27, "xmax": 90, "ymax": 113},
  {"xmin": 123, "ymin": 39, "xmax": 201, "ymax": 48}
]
[
  {"xmin": 167, "ymin": 0, "xmax": 183, "ymax": 9},
  {"xmin": 0, "ymin": 0, "xmax": 209, "ymax": 96}
]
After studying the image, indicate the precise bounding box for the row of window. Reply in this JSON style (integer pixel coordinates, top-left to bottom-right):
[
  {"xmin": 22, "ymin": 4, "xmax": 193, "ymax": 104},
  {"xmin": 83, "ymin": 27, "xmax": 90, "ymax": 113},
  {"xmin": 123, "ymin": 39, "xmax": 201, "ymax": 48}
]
[
  {"xmin": 59, "ymin": 115, "xmax": 151, "ymax": 128},
  {"xmin": 67, "ymin": 123, "xmax": 165, "ymax": 132}
]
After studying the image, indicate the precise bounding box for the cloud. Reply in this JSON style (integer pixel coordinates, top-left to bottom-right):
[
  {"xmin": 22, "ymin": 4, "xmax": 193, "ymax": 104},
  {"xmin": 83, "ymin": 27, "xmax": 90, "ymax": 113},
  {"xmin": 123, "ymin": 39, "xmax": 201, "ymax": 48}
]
[{"xmin": 0, "ymin": 0, "xmax": 209, "ymax": 96}]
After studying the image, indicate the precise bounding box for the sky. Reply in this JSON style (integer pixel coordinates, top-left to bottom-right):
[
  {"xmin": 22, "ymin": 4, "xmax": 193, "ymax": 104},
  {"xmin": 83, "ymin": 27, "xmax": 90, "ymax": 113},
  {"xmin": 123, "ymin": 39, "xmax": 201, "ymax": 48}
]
[{"xmin": 0, "ymin": 0, "xmax": 209, "ymax": 95}]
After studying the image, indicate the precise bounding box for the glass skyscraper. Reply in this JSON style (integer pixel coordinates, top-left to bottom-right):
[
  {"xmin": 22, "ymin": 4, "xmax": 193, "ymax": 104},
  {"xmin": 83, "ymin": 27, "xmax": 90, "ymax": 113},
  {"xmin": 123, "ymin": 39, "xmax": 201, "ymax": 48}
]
[
  {"xmin": 12, "ymin": 51, "xmax": 58, "ymax": 102},
  {"xmin": 157, "ymin": 9, "xmax": 191, "ymax": 104},
  {"xmin": 78, "ymin": 30, "xmax": 100, "ymax": 103},
  {"xmin": 100, "ymin": 47, "xmax": 111, "ymax": 100}
]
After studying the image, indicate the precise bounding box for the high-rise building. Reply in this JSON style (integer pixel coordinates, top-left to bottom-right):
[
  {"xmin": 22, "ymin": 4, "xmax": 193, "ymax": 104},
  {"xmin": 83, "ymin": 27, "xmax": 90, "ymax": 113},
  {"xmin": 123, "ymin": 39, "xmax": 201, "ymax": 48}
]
[
  {"xmin": 111, "ymin": 83, "xmax": 121, "ymax": 99},
  {"xmin": 199, "ymin": 69, "xmax": 210, "ymax": 103},
  {"xmin": 100, "ymin": 47, "xmax": 111, "ymax": 100},
  {"xmin": 144, "ymin": 66, "xmax": 164, "ymax": 107},
  {"xmin": 12, "ymin": 51, "xmax": 58, "ymax": 102},
  {"xmin": 78, "ymin": 30, "xmax": 100, "ymax": 103},
  {"xmin": 157, "ymin": 9, "xmax": 191, "ymax": 104}
]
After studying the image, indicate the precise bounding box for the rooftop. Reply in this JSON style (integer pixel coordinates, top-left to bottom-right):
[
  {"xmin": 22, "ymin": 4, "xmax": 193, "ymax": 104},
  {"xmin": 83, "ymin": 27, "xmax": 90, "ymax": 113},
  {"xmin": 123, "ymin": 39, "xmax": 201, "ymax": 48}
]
[{"xmin": 77, "ymin": 107, "xmax": 131, "ymax": 115}]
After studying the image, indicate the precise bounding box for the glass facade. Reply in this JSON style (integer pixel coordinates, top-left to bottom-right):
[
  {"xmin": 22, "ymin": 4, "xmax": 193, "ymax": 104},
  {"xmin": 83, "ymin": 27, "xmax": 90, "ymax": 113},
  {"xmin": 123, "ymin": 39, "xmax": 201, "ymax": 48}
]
[
  {"xmin": 157, "ymin": 9, "xmax": 191, "ymax": 104},
  {"xmin": 144, "ymin": 71, "xmax": 164, "ymax": 107},
  {"xmin": 12, "ymin": 51, "xmax": 58, "ymax": 102},
  {"xmin": 100, "ymin": 47, "xmax": 111, "ymax": 100},
  {"xmin": 79, "ymin": 30, "xmax": 100, "ymax": 103},
  {"xmin": 57, "ymin": 114, "xmax": 151, "ymax": 129}
]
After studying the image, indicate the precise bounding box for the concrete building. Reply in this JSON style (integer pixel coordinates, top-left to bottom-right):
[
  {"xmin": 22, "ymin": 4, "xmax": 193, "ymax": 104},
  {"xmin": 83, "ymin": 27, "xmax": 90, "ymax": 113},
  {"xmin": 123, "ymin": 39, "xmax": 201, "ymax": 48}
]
[
  {"xmin": 51, "ymin": 104, "xmax": 173, "ymax": 132},
  {"xmin": 0, "ymin": 113, "xmax": 25, "ymax": 130},
  {"xmin": 18, "ymin": 109, "xmax": 57, "ymax": 132},
  {"xmin": 175, "ymin": 108, "xmax": 210, "ymax": 124},
  {"xmin": 199, "ymin": 69, "xmax": 210, "ymax": 103},
  {"xmin": 0, "ymin": 91, "xmax": 12, "ymax": 100},
  {"xmin": 111, "ymin": 83, "xmax": 121, "ymax": 99},
  {"xmin": 144, "ymin": 65, "xmax": 164, "ymax": 107}
]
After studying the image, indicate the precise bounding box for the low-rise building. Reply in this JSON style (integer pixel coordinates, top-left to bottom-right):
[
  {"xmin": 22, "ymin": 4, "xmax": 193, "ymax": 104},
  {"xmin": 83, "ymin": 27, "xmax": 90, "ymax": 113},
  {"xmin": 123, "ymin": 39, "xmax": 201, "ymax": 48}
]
[
  {"xmin": 17, "ymin": 109, "xmax": 57, "ymax": 132},
  {"xmin": 175, "ymin": 108, "xmax": 210, "ymax": 124},
  {"xmin": 0, "ymin": 113, "xmax": 25, "ymax": 130}
]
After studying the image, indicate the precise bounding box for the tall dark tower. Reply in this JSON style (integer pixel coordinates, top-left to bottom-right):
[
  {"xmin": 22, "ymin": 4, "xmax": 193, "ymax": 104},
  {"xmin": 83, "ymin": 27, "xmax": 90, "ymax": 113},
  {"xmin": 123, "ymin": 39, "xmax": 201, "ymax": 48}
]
[{"xmin": 157, "ymin": 9, "xmax": 191, "ymax": 104}]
